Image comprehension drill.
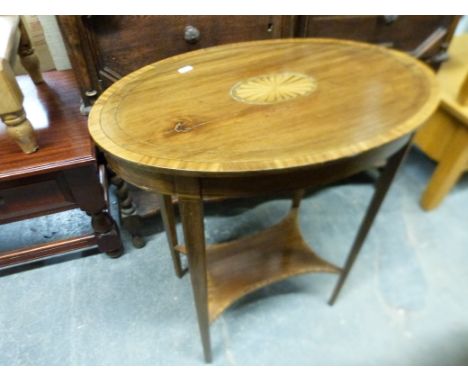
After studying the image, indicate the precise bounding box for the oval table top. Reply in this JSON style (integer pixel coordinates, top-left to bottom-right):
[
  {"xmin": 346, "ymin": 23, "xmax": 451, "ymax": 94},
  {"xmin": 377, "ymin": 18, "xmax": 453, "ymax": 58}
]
[{"xmin": 88, "ymin": 38, "xmax": 439, "ymax": 177}]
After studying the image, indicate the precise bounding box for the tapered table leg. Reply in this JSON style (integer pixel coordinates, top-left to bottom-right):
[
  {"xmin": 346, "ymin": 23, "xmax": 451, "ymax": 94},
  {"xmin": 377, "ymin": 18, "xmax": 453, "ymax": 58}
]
[
  {"xmin": 158, "ymin": 194, "xmax": 186, "ymax": 278},
  {"xmin": 291, "ymin": 189, "xmax": 305, "ymax": 209},
  {"xmin": 329, "ymin": 141, "xmax": 412, "ymax": 305},
  {"xmin": 179, "ymin": 196, "xmax": 212, "ymax": 363}
]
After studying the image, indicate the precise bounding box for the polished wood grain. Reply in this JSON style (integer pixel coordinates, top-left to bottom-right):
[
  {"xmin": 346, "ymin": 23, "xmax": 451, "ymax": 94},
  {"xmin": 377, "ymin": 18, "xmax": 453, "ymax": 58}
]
[
  {"xmin": 0, "ymin": 16, "xmax": 39, "ymax": 154},
  {"xmin": 89, "ymin": 38, "xmax": 438, "ymax": 176},
  {"xmin": 0, "ymin": 70, "xmax": 123, "ymax": 267},
  {"xmin": 0, "ymin": 71, "xmax": 95, "ymax": 181},
  {"xmin": 88, "ymin": 39, "xmax": 439, "ymax": 362},
  {"xmin": 57, "ymin": 15, "xmax": 295, "ymax": 100},
  {"xmin": 61, "ymin": 15, "xmax": 458, "ymax": 246},
  {"xmin": 0, "ymin": 234, "xmax": 96, "ymax": 268},
  {"xmin": 205, "ymin": 207, "xmax": 340, "ymax": 322},
  {"xmin": 414, "ymin": 34, "xmax": 468, "ymax": 210}
]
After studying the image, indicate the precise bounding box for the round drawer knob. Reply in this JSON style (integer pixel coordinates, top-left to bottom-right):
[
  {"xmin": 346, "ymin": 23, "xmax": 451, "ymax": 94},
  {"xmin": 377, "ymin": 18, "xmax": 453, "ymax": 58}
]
[{"xmin": 184, "ymin": 25, "xmax": 200, "ymax": 44}]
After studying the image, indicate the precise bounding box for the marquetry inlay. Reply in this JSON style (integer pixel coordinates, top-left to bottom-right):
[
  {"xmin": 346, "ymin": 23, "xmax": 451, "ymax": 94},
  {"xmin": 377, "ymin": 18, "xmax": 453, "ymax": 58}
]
[{"xmin": 230, "ymin": 72, "xmax": 317, "ymax": 105}]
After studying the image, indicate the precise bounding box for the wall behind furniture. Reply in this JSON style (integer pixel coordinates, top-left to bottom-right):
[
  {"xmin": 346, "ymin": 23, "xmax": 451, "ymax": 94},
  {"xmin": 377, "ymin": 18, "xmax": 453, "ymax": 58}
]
[
  {"xmin": 37, "ymin": 15, "xmax": 71, "ymax": 70},
  {"xmin": 455, "ymin": 15, "xmax": 468, "ymax": 34}
]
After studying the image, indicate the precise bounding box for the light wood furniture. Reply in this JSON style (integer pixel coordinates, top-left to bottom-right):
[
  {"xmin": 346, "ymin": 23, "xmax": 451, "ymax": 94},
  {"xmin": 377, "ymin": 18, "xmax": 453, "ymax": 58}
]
[
  {"xmin": 415, "ymin": 34, "xmax": 468, "ymax": 210},
  {"xmin": 88, "ymin": 38, "xmax": 439, "ymax": 362},
  {"xmin": 0, "ymin": 16, "xmax": 44, "ymax": 154},
  {"xmin": 0, "ymin": 70, "xmax": 123, "ymax": 268},
  {"xmin": 57, "ymin": 16, "xmax": 459, "ymax": 247}
]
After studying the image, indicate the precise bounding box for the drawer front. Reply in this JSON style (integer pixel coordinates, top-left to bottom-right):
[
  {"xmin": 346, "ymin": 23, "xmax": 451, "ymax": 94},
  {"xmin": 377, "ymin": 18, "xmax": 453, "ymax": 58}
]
[
  {"xmin": 85, "ymin": 15, "xmax": 294, "ymax": 88},
  {"xmin": 0, "ymin": 176, "xmax": 74, "ymax": 224},
  {"xmin": 300, "ymin": 16, "xmax": 378, "ymax": 42},
  {"xmin": 373, "ymin": 15, "xmax": 455, "ymax": 52},
  {"xmin": 301, "ymin": 15, "xmax": 457, "ymax": 58}
]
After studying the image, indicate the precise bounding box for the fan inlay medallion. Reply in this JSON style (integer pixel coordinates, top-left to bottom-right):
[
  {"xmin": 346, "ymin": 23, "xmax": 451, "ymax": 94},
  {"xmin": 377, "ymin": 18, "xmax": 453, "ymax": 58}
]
[{"xmin": 230, "ymin": 72, "xmax": 317, "ymax": 105}]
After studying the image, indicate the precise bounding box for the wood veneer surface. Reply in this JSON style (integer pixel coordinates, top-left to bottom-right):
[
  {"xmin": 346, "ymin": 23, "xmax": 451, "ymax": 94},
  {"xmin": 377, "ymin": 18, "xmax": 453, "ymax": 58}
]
[
  {"xmin": 0, "ymin": 70, "xmax": 94, "ymax": 181},
  {"xmin": 89, "ymin": 38, "xmax": 439, "ymax": 176}
]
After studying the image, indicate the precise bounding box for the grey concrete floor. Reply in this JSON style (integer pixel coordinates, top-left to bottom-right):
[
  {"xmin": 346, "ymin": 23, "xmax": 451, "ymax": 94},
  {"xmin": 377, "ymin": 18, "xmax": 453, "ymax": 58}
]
[{"xmin": 1, "ymin": 148, "xmax": 468, "ymax": 365}]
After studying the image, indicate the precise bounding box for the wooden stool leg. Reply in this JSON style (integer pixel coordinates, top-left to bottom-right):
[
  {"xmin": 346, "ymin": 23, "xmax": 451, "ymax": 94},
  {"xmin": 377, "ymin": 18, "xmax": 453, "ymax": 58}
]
[
  {"xmin": 64, "ymin": 166, "xmax": 123, "ymax": 257},
  {"xmin": 0, "ymin": 58, "xmax": 38, "ymax": 153},
  {"xmin": 110, "ymin": 175, "xmax": 146, "ymax": 249},
  {"xmin": 329, "ymin": 141, "xmax": 412, "ymax": 305},
  {"xmin": 420, "ymin": 126, "xmax": 468, "ymax": 210},
  {"xmin": 2, "ymin": 109, "xmax": 38, "ymax": 153},
  {"xmin": 18, "ymin": 19, "xmax": 44, "ymax": 84},
  {"xmin": 158, "ymin": 194, "xmax": 186, "ymax": 278},
  {"xmin": 179, "ymin": 196, "xmax": 212, "ymax": 363}
]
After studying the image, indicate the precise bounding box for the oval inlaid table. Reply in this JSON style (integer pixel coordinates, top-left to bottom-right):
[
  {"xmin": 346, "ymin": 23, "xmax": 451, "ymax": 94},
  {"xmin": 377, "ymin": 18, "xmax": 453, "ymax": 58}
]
[{"xmin": 88, "ymin": 38, "xmax": 439, "ymax": 362}]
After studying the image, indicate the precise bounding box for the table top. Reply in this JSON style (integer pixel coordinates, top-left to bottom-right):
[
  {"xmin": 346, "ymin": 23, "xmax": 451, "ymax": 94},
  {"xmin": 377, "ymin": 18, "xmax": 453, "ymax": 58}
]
[
  {"xmin": 0, "ymin": 71, "xmax": 94, "ymax": 182},
  {"xmin": 89, "ymin": 38, "xmax": 439, "ymax": 176}
]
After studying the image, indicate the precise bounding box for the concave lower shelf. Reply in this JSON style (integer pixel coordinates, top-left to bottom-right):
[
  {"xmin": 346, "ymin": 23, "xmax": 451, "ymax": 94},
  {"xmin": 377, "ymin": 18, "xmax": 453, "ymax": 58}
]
[{"xmin": 180, "ymin": 208, "xmax": 342, "ymax": 322}]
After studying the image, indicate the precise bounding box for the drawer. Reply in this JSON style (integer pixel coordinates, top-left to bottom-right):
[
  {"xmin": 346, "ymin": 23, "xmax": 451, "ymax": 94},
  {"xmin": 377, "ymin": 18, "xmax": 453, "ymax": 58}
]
[
  {"xmin": 300, "ymin": 16, "xmax": 378, "ymax": 42},
  {"xmin": 302, "ymin": 15, "xmax": 455, "ymax": 54},
  {"xmin": 0, "ymin": 176, "xmax": 75, "ymax": 224},
  {"xmin": 86, "ymin": 15, "xmax": 295, "ymax": 88}
]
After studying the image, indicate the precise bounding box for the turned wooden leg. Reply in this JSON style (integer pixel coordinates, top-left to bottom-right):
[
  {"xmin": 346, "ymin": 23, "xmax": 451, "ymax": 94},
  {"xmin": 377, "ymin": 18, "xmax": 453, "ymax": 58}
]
[
  {"xmin": 110, "ymin": 175, "xmax": 146, "ymax": 248},
  {"xmin": 64, "ymin": 165, "xmax": 123, "ymax": 257},
  {"xmin": 2, "ymin": 109, "xmax": 38, "ymax": 153},
  {"xmin": 329, "ymin": 140, "xmax": 412, "ymax": 305},
  {"xmin": 179, "ymin": 196, "xmax": 212, "ymax": 363},
  {"xmin": 0, "ymin": 58, "xmax": 38, "ymax": 153},
  {"xmin": 18, "ymin": 19, "xmax": 44, "ymax": 84},
  {"xmin": 159, "ymin": 194, "xmax": 186, "ymax": 278},
  {"xmin": 420, "ymin": 126, "xmax": 468, "ymax": 210}
]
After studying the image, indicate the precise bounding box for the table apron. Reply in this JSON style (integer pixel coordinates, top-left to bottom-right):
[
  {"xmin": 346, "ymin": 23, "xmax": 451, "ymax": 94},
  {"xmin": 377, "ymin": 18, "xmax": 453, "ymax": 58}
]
[{"xmin": 104, "ymin": 134, "xmax": 411, "ymax": 199}]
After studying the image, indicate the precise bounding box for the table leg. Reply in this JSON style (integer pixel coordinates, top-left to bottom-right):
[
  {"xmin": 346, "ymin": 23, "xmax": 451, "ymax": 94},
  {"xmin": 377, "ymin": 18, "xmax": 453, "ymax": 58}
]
[
  {"xmin": 158, "ymin": 194, "xmax": 186, "ymax": 278},
  {"xmin": 63, "ymin": 165, "xmax": 123, "ymax": 257},
  {"xmin": 329, "ymin": 141, "xmax": 412, "ymax": 305},
  {"xmin": 179, "ymin": 196, "xmax": 212, "ymax": 363},
  {"xmin": 291, "ymin": 189, "xmax": 305, "ymax": 209}
]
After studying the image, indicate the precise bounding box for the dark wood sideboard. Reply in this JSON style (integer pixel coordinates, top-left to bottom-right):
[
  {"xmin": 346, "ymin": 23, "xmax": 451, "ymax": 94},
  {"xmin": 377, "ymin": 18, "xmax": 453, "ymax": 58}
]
[{"xmin": 56, "ymin": 15, "xmax": 461, "ymax": 247}]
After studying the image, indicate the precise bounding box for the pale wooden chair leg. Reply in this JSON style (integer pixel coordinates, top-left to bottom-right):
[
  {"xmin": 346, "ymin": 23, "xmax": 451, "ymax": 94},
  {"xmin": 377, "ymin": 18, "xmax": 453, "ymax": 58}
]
[
  {"xmin": 2, "ymin": 109, "xmax": 38, "ymax": 153},
  {"xmin": 0, "ymin": 58, "xmax": 38, "ymax": 153},
  {"xmin": 18, "ymin": 18, "xmax": 44, "ymax": 84},
  {"xmin": 421, "ymin": 126, "xmax": 468, "ymax": 210}
]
